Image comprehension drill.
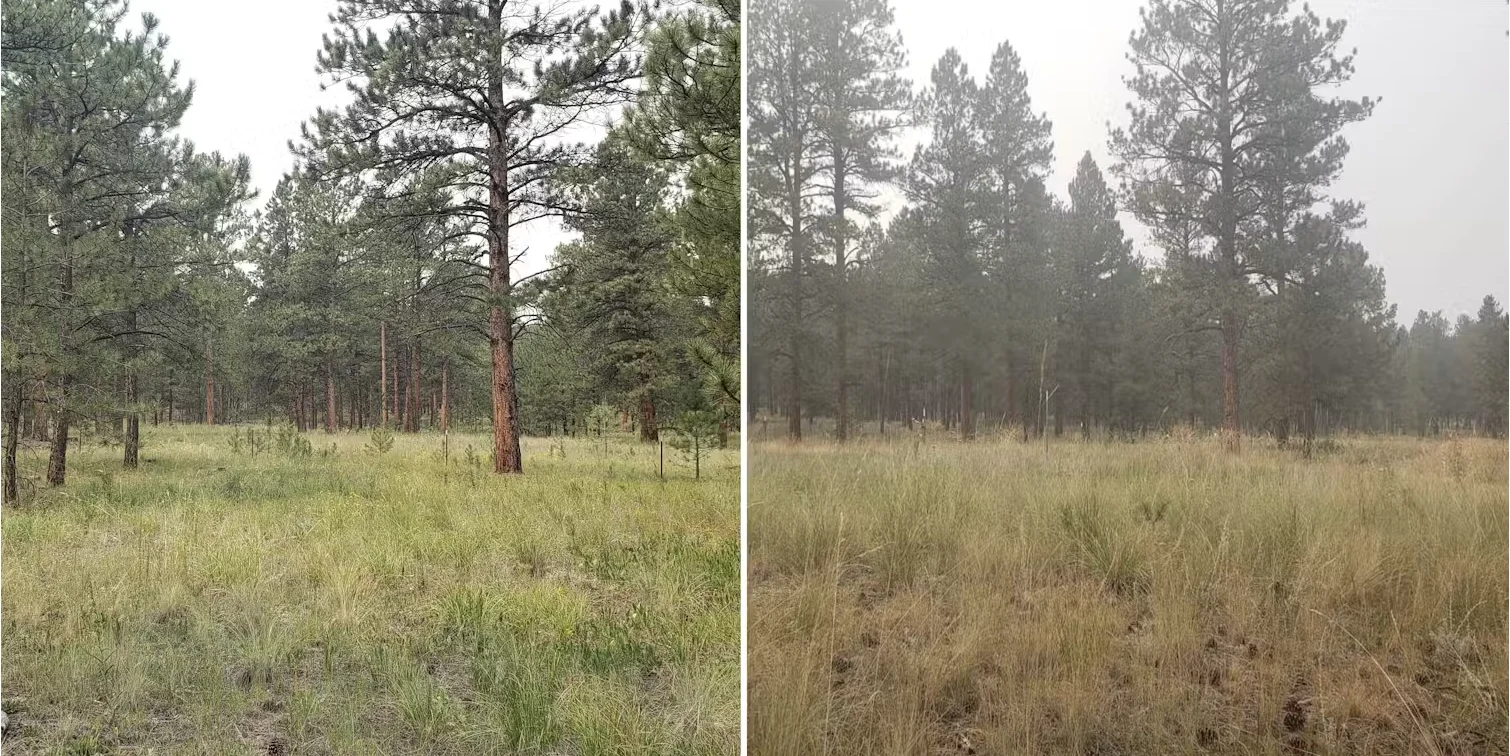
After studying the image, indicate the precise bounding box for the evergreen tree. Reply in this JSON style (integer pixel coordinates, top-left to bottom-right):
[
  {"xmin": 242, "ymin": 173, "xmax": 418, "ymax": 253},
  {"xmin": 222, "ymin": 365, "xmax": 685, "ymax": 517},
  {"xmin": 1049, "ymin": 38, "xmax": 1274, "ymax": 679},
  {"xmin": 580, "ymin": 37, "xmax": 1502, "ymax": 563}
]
[
  {"xmin": 809, "ymin": 0, "xmax": 910, "ymax": 441},
  {"xmin": 300, "ymin": 0, "xmax": 644, "ymax": 473},
  {"xmin": 1111, "ymin": 0, "xmax": 1376, "ymax": 449}
]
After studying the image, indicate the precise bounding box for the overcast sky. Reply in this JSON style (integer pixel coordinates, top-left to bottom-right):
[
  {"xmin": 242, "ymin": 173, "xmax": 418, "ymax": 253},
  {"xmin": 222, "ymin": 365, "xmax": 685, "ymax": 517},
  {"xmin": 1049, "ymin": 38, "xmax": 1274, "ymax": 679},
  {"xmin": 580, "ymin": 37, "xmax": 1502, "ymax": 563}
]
[
  {"xmin": 886, "ymin": 0, "xmax": 1507, "ymax": 321},
  {"xmin": 131, "ymin": 0, "xmax": 578, "ymax": 279}
]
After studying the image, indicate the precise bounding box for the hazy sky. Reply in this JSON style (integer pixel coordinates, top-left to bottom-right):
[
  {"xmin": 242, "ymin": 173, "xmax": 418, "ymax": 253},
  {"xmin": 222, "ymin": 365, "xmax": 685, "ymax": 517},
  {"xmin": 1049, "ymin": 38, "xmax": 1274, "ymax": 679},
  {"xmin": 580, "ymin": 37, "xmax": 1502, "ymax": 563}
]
[
  {"xmin": 130, "ymin": 0, "xmax": 578, "ymax": 278},
  {"xmin": 888, "ymin": 0, "xmax": 1508, "ymax": 321}
]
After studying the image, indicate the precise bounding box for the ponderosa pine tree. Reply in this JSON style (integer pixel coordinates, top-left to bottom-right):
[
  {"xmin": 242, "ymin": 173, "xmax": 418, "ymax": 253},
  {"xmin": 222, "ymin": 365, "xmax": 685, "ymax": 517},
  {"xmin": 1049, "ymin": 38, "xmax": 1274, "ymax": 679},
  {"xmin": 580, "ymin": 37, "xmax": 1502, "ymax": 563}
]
[
  {"xmin": 809, "ymin": 0, "xmax": 910, "ymax": 441},
  {"xmin": 1054, "ymin": 153, "xmax": 1137, "ymax": 438},
  {"xmin": 978, "ymin": 41, "xmax": 1054, "ymax": 430},
  {"xmin": 1111, "ymin": 0, "xmax": 1376, "ymax": 450},
  {"xmin": 0, "ymin": 1, "xmax": 240, "ymax": 488},
  {"xmin": 628, "ymin": 0, "xmax": 742, "ymax": 438},
  {"xmin": 1252, "ymin": 203, "xmax": 1396, "ymax": 454},
  {"xmin": 749, "ymin": 0, "xmax": 826, "ymax": 441},
  {"xmin": 555, "ymin": 131, "xmax": 677, "ymax": 442},
  {"xmin": 108, "ymin": 150, "xmax": 253, "ymax": 466},
  {"xmin": 907, "ymin": 49, "xmax": 986, "ymax": 439},
  {"xmin": 1473, "ymin": 296, "xmax": 1509, "ymax": 437},
  {"xmin": 300, "ymin": 0, "xmax": 644, "ymax": 473}
]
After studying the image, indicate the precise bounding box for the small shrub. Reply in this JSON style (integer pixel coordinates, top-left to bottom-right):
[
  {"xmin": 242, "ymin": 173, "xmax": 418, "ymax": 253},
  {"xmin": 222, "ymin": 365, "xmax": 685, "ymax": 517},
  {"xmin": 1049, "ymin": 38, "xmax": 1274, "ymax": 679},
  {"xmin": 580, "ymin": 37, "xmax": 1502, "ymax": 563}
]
[
  {"xmin": 365, "ymin": 426, "xmax": 395, "ymax": 455},
  {"xmin": 228, "ymin": 427, "xmax": 269, "ymax": 458},
  {"xmin": 273, "ymin": 423, "xmax": 312, "ymax": 457},
  {"xmin": 246, "ymin": 428, "xmax": 267, "ymax": 458},
  {"xmin": 586, "ymin": 404, "xmax": 617, "ymax": 455},
  {"xmin": 669, "ymin": 410, "xmax": 720, "ymax": 480}
]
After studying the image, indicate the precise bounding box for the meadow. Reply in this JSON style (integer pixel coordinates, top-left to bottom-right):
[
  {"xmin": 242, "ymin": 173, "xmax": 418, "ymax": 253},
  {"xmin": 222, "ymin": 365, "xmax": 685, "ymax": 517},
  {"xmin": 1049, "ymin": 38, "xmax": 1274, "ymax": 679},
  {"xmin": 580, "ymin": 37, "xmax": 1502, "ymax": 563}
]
[
  {"xmin": 2, "ymin": 424, "xmax": 739, "ymax": 755},
  {"xmin": 748, "ymin": 429, "xmax": 1507, "ymax": 755}
]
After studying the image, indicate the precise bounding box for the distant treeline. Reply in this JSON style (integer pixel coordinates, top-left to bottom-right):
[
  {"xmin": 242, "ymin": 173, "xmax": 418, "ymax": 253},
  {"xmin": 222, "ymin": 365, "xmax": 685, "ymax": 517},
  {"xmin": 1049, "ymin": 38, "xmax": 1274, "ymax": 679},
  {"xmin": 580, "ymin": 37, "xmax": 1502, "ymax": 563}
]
[
  {"xmin": 747, "ymin": 0, "xmax": 1508, "ymax": 447},
  {"xmin": 2, "ymin": 0, "xmax": 740, "ymax": 499}
]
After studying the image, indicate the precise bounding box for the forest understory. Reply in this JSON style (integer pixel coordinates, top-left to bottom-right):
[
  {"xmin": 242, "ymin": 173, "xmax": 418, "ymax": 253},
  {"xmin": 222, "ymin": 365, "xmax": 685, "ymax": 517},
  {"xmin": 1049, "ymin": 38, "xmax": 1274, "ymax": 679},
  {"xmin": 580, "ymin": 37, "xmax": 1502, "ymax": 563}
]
[
  {"xmin": 2, "ymin": 425, "xmax": 739, "ymax": 755},
  {"xmin": 748, "ymin": 432, "xmax": 1507, "ymax": 756}
]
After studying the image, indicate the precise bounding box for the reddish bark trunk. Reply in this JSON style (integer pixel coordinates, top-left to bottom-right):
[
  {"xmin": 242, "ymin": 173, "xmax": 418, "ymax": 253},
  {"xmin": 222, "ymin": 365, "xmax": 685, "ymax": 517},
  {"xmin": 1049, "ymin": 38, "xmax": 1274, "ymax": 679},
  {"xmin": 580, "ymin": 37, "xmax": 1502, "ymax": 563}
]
[
  {"xmin": 639, "ymin": 394, "xmax": 658, "ymax": 442},
  {"xmin": 485, "ymin": 7, "xmax": 522, "ymax": 473}
]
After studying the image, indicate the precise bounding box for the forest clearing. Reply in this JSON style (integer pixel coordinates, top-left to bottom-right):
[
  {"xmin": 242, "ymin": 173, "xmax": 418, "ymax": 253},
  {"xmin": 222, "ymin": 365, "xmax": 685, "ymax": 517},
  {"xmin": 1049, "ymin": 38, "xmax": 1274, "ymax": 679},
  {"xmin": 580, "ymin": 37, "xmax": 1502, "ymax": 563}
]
[
  {"xmin": 1, "ymin": 0, "xmax": 741, "ymax": 749},
  {"xmin": 2, "ymin": 424, "xmax": 739, "ymax": 754},
  {"xmin": 748, "ymin": 431, "xmax": 1507, "ymax": 755}
]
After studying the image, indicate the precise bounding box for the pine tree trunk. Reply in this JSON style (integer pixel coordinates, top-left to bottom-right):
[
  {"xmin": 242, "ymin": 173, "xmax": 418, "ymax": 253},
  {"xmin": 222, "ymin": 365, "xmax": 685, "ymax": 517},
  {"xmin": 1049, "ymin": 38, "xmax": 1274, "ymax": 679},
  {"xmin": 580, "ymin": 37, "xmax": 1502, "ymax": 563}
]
[
  {"xmin": 47, "ymin": 234, "xmax": 76, "ymax": 486},
  {"xmin": 1186, "ymin": 345, "xmax": 1199, "ymax": 428},
  {"xmin": 905, "ymin": 377, "xmax": 913, "ymax": 431},
  {"xmin": 204, "ymin": 338, "xmax": 215, "ymax": 426},
  {"xmin": 639, "ymin": 393, "xmax": 658, "ymax": 442},
  {"xmin": 440, "ymin": 360, "xmax": 450, "ymax": 434},
  {"xmin": 400, "ymin": 347, "xmax": 411, "ymax": 432},
  {"xmin": 405, "ymin": 342, "xmax": 420, "ymax": 433},
  {"xmin": 123, "ymin": 295, "xmax": 142, "ymax": 469},
  {"xmin": 1217, "ymin": 56, "xmax": 1242, "ymax": 451},
  {"xmin": 380, "ymin": 320, "xmax": 388, "ymax": 426},
  {"xmin": 485, "ymin": 7, "xmax": 522, "ymax": 473},
  {"xmin": 125, "ymin": 368, "xmax": 140, "ymax": 468},
  {"xmin": 1220, "ymin": 311, "xmax": 1241, "ymax": 450},
  {"xmin": 959, "ymin": 361, "xmax": 975, "ymax": 440},
  {"xmin": 326, "ymin": 355, "xmax": 337, "ymax": 434},
  {"xmin": 833, "ymin": 157, "xmax": 849, "ymax": 442},
  {"xmin": 787, "ymin": 169, "xmax": 804, "ymax": 443},
  {"xmin": 4, "ymin": 373, "xmax": 23, "ymax": 503},
  {"xmin": 32, "ymin": 379, "xmax": 48, "ymax": 441},
  {"xmin": 46, "ymin": 374, "xmax": 71, "ymax": 487}
]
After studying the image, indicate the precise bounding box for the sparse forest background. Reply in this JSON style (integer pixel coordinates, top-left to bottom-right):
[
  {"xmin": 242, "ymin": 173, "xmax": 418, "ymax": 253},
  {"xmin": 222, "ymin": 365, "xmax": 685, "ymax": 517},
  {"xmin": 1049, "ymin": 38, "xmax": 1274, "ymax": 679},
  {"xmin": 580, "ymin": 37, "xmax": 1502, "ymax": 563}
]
[
  {"xmin": 747, "ymin": 0, "xmax": 1509, "ymax": 450},
  {"xmin": 2, "ymin": 0, "xmax": 741, "ymax": 499}
]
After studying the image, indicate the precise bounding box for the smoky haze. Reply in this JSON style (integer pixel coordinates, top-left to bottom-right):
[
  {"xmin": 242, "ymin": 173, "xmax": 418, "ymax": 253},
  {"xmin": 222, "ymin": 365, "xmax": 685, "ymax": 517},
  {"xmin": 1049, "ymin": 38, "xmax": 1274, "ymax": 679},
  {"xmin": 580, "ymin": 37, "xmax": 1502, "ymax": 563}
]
[{"xmin": 884, "ymin": 0, "xmax": 1508, "ymax": 320}]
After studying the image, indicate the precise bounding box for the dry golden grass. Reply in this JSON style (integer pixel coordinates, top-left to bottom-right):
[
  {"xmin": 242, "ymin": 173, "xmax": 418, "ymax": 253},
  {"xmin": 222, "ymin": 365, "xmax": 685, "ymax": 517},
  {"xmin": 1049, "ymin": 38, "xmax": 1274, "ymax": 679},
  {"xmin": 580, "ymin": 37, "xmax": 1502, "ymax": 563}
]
[{"xmin": 748, "ymin": 431, "xmax": 1507, "ymax": 755}]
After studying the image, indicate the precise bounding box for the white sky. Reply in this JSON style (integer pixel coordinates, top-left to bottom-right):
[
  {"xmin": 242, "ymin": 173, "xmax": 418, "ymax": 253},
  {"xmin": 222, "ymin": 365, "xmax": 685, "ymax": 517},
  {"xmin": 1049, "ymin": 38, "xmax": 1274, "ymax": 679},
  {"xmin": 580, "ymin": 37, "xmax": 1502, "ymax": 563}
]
[
  {"xmin": 887, "ymin": 0, "xmax": 1508, "ymax": 321},
  {"xmin": 131, "ymin": 0, "xmax": 575, "ymax": 279}
]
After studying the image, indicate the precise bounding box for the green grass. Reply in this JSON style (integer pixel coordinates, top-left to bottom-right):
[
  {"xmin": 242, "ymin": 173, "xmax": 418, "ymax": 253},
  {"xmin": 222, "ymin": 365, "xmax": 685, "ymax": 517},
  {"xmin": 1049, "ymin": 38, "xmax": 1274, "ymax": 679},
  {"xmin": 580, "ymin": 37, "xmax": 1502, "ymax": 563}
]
[
  {"xmin": 3, "ymin": 424, "xmax": 739, "ymax": 755},
  {"xmin": 749, "ymin": 430, "xmax": 1508, "ymax": 755}
]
